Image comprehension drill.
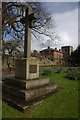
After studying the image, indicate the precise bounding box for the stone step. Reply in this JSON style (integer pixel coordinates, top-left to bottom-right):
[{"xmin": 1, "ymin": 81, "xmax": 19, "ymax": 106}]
[
  {"xmin": 3, "ymin": 86, "xmax": 60, "ymax": 113},
  {"xmin": 2, "ymin": 92, "xmax": 43, "ymax": 112},
  {"xmin": 2, "ymin": 83, "xmax": 58, "ymax": 102},
  {"xmin": 3, "ymin": 77, "xmax": 49, "ymax": 89}
]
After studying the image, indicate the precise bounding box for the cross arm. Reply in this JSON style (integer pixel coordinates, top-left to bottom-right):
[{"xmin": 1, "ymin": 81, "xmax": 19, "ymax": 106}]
[
  {"xmin": 20, "ymin": 13, "xmax": 37, "ymax": 24},
  {"xmin": 29, "ymin": 13, "xmax": 37, "ymax": 21}
]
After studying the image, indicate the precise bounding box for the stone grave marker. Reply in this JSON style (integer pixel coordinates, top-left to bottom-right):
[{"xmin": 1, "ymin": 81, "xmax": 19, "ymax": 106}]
[
  {"xmin": 2, "ymin": 7, "xmax": 58, "ymax": 112},
  {"xmin": 15, "ymin": 7, "xmax": 39, "ymax": 80}
]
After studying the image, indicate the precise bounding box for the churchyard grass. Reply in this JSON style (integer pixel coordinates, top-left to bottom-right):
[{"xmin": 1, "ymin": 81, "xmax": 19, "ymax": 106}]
[
  {"xmin": 2, "ymin": 70, "xmax": 78, "ymax": 118},
  {"xmin": 2, "ymin": 102, "xmax": 27, "ymax": 118},
  {"xmin": 30, "ymin": 70, "xmax": 78, "ymax": 118}
]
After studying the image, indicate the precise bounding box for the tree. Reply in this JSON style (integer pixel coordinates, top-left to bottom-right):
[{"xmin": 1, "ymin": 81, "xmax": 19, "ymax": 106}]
[
  {"xmin": 2, "ymin": 39, "xmax": 24, "ymax": 70},
  {"xmin": 3, "ymin": 39, "xmax": 24, "ymax": 56},
  {"xmin": 68, "ymin": 45, "xmax": 80, "ymax": 66},
  {"xmin": 2, "ymin": 2, "xmax": 59, "ymax": 44},
  {"xmin": 2, "ymin": 2, "xmax": 60, "ymax": 70}
]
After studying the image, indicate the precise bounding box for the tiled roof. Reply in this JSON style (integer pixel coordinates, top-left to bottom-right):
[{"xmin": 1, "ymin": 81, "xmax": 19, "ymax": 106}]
[{"xmin": 40, "ymin": 48, "xmax": 63, "ymax": 53}]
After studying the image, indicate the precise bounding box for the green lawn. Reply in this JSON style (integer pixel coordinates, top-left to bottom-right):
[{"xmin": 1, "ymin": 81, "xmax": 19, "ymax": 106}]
[
  {"xmin": 2, "ymin": 70, "xmax": 78, "ymax": 118},
  {"xmin": 2, "ymin": 102, "xmax": 27, "ymax": 118}
]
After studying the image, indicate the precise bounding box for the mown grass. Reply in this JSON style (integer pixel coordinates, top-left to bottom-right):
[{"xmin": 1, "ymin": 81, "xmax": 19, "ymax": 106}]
[
  {"xmin": 30, "ymin": 70, "xmax": 78, "ymax": 118},
  {"xmin": 2, "ymin": 70, "xmax": 78, "ymax": 118},
  {"xmin": 2, "ymin": 102, "xmax": 27, "ymax": 118}
]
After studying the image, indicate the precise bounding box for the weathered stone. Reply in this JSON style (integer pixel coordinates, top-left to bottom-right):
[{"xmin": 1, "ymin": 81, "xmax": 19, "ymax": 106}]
[
  {"xmin": 23, "ymin": 7, "xmax": 37, "ymax": 58},
  {"xmin": 2, "ymin": 7, "xmax": 59, "ymax": 112},
  {"xmin": 15, "ymin": 8, "xmax": 39, "ymax": 80},
  {"xmin": 3, "ymin": 77, "xmax": 49, "ymax": 89},
  {"xmin": 15, "ymin": 57, "xmax": 39, "ymax": 80},
  {"xmin": 29, "ymin": 65, "xmax": 37, "ymax": 73},
  {"xmin": 3, "ymin": 83, "xmax": 58, "ymax": 102}
]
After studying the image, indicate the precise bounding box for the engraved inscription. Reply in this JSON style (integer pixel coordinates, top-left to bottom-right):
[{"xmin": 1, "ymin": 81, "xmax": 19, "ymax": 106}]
[{"xmin": 29, "ymin": 65, "xmax": 37, "ymax": 73}]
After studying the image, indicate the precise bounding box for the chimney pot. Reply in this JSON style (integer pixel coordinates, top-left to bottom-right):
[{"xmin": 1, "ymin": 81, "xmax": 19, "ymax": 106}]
[
  {"xmin": 48, "ymin": 46, "xmax": 50, "ymax": 49},
  {"xmin": 55, "ymin": 48, "xmax": 57, "ymax": 50}
]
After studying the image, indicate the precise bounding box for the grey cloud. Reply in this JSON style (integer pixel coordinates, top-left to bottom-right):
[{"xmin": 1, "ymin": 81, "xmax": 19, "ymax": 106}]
[
  {"xmin": 41, "ymin": 2, "xmax": 78, "ymax": 14},
  {"xmin": 31, "ymin": 2, "xmax": 78, "ymax": 51},
  {"xmin": 39, "ymin": 0, "xmax": 79, "ymax": 2}
]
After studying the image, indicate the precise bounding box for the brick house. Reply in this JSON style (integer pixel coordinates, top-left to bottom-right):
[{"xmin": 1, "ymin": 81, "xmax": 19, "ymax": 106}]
[{"xmin": 40, "ymin": 46, "xmax": 63, "ymax": 63}]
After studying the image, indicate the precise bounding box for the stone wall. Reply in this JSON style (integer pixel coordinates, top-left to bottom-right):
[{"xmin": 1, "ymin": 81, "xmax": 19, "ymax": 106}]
[{"xmin": 2, "ymin": 56, "xmax": 14, "ymax": 71}]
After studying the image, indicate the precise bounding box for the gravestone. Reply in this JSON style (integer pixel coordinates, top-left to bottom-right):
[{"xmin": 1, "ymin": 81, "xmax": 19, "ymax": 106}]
[{"xmin": 2, "ymin": 7, "xmax": 58, "ymax": 112}]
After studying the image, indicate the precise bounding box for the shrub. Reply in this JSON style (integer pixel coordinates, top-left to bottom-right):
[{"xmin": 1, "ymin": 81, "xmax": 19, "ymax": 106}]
[
  {"xmin": 55, "ymin": 68, "xmax": 62, "ymax": 73},
  {"xmin": 41, "ymin": 70, "xmax": 52, "ymax": 75},
  {"xmin": 65, "ymin": 70, "xmax": 80, "ymax": 80},
  {"xmin": 67, "ymin": 68, "xmax": 72, "ymax": 71}
]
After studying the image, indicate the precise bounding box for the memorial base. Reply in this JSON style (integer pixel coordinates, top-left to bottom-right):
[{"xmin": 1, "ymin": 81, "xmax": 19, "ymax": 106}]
[
  {"xmin": 15, "ymin": 57, "xmax": 39, "ymax": 80},
  {"xmin": 2, "ymin": 57, "xmax": 59, "ymax": 112},
  {"xmin": 2, "ymin": 75, "xmax": 59, "ymax": 112}
]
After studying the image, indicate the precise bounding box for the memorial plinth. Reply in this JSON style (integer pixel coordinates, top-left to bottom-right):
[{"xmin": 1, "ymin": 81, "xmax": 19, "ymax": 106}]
[{"xmin": 15, "ymin": 57, "xmax": 39, "ymax": 80}]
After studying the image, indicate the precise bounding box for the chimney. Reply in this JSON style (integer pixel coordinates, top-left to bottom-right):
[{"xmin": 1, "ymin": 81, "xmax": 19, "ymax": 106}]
[
  {"xmin": 48, "ymin": 46, "xmax": 50, "ymax": 49},
  {"xmin": 55, "ymin": 48, "xmax": 57, "ymax": 50},
  {"xmin": 59, "ymin": 49, "xmax": 61, "ymax": 52}
]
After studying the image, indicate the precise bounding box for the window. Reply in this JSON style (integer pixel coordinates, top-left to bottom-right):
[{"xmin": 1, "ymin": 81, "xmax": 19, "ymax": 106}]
[{"xmin": 65, "ymin": 48, "xmax": 67, "ymax": 53}]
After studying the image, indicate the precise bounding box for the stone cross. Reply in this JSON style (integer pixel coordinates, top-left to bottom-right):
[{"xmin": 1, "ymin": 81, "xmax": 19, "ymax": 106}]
[{"xmin": 20, "ymin": 7, "xmax": 37, "ymax": 58}]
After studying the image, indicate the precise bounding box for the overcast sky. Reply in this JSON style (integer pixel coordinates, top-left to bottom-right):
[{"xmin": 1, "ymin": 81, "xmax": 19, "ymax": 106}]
[
  {"xmin": 31, "ymin": 2, "xmax": 78, "ymax": 51},
  {"xmin": 3, "ymin": 1, "xmax": 79, "ymax": 52}
]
